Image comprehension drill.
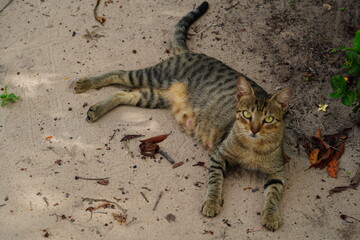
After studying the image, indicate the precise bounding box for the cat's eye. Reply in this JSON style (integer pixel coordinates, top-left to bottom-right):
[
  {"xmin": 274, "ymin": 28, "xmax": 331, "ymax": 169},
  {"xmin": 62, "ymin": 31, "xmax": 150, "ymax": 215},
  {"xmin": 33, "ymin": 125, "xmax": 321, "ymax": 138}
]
[
  {"xmin": 264, "ymin": 116, "xmax": 274, "ymax": 123},
  {"xmin": 242, "ymin": 110, "xmax": 252, "ymax": 119}
]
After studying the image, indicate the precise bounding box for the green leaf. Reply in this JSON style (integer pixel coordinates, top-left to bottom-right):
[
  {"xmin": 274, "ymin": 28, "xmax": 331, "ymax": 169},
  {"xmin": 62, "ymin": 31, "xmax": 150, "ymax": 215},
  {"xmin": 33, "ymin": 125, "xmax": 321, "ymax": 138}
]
[
  {"xmin": 356, "ymin": 81, "xmax": 360, "ymax": 97},
  {"xmin": 0, "ymin": 86, "xmax": 20, "ymax": 106},
  {"xmin": 330, "ymin": 75, "xmax": 347, "ymax": 92},
  {"xmin": 331, "ymin": 49, "xmax": 337, "ymax": 53},
  {"xmin": 342, "ymin": 90, "xmax": 356, "ymax": 106},
  {"xmin": 347, "ymin": 64, "xmax": 360, "ymax": 75},
  {"xmin": 339, "ymin": 47, "xmax": 360, "ymax": 52},
  {"xmin": 329, "ymin": 92, "xmax": 344, "ymax": 98},
  {"xmin": 345, "ymin": 51, "xmax": 358, "ymax": 63},
  {"xmin": 353, "ymin": 30, "xmax": 360, "ymax": 51}
]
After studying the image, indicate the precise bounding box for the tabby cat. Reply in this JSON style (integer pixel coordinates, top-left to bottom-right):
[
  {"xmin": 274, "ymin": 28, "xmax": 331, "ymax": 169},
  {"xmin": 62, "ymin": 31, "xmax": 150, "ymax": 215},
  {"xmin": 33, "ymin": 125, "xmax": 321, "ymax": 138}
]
[{"xmin": 73, "ymin": 1, "xmax": 292, "ymax": 231}]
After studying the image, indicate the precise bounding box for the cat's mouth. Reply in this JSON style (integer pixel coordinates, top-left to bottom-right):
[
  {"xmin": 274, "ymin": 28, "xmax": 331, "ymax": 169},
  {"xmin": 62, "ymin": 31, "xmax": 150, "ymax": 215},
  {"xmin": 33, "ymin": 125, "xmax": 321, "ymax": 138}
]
[{"xmin": 249, "ymin": 133, "xmax": 259, "ymax": 139}]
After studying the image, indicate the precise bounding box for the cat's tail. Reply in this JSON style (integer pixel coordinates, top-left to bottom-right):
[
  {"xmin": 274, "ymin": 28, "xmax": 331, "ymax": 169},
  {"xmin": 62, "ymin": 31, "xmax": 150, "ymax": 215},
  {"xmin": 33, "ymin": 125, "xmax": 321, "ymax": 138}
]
[{"xmin": 172, "ymin": 1, "xmax": 209, "ymax": 55}]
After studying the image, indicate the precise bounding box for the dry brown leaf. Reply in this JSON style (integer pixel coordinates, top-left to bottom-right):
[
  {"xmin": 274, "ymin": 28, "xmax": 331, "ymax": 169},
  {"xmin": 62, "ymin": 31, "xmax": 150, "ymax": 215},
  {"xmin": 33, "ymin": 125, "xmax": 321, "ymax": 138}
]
[
  {"xmin": 97, "ymin": 179, "xmax": 109, "ymax": 185},
  {"xmin": 323, "ymin": 128, "xmax": 352, "ymax": 146},
  {"xmin": 86, "ymin": 201, "xmax": 111, "ymax": 212},
  {"xmin": 140, "ymin": 134, "xmax": 170, "ymax": 144},
  {"xmin": 311, "ymin": 136, "xmax": 332, "ymax": 151},
  {"xmin": 193, "ymin": 161, "xmax": 205, "ymax": 167},
  {"xmin": 326, "ymin": 143, "xmax": 345, "ymax": 178},
  {"xmin": 327, "ymin": 157, "xmax": 338, "ymax": 178},
  {"xmin": 309, "ymin": 148, "xmax": 320, "ymax": 164},
  {"xmin": 138, "ymin": 134, "xmax": 170, "ymax": 157},
  {"xmin": 315, "ymin": 128, "xmax": 321, "ymax": 138},
  {"xmin": 139, "ymin": 142, "xmax": 159, "ymax": 157},
  {"xmin": 95, "ymin": 16, "xmax": 106, "ymax": 24},
  {"xmin": 172, "ymin": 161, "xmax": 184, "ymax": 169}
]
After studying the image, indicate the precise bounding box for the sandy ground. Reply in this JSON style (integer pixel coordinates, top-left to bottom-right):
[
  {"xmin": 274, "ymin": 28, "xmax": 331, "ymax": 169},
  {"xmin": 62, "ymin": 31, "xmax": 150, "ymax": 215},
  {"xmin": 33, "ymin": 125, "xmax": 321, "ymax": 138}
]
[{"xmin": 0, "ymin": 0, "xmax": 359, "ymax": 239}]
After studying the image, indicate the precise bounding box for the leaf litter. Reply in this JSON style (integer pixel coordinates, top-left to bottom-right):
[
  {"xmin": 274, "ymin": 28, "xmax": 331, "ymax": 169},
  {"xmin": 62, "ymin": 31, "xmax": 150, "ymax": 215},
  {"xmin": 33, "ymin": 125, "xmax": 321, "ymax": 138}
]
[
  {"xmin": 303, "ymin": 128, "xmax": 351, "ymax": 178},
  {"xmin": 139, "ymin": 133, "xmax": 170, "ymax": 157}
]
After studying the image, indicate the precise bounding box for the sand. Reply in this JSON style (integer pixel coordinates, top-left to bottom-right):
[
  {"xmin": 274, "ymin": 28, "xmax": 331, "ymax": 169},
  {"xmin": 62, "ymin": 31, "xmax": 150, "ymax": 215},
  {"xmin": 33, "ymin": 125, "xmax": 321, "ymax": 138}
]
[{"xmin": 0, "ymin": 0, "xmax": 359, "ymax": 239}]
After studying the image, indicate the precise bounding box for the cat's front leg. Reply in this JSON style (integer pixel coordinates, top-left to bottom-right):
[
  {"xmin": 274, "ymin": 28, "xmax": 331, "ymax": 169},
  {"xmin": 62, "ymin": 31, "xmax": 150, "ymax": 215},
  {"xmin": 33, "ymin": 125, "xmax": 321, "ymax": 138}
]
[
  {"xmin": 201, "ymin": 153, "xmax": 227, "ymax": 217},
  {"xmin": 261, "ymin": 171, "xmax": 285, "ymax": 231}
]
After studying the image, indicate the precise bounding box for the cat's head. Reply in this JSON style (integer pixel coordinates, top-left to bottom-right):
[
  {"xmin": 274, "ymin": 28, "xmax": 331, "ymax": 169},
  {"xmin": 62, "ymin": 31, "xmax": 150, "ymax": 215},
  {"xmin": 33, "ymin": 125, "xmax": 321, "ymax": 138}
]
[{"xmin": 235, "ymin": 77, "xmax": 292, "ymax": 142}]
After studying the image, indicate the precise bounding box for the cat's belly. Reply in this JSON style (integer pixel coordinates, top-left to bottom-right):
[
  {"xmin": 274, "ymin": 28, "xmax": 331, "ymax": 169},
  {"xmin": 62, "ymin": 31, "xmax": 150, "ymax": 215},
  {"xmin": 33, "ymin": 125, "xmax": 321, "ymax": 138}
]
[{"xmin": 163, "ymin": 82, "xmax": 228, "ymax": 149}]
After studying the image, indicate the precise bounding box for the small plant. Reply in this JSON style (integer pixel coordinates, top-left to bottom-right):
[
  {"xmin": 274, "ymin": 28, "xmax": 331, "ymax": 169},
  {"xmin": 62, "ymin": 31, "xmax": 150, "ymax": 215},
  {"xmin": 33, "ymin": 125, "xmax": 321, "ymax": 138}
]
[
  {"xmin": 0, "ymin": 86, "xmax": 20, "ymax": 106},
  {"xmin": 330, "ymin": 30, "xmax": 360, "ymax": 112}
]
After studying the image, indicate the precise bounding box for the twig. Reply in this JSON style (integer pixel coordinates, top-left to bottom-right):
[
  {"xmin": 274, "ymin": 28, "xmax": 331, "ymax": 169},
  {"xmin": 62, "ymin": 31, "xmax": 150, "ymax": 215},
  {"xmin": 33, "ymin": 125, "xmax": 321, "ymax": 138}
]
[
  {"xmin": 87, "ymin": 201, "xmax": 111, "ymax": 211},
  {"xmin": 225, "ymin": 1, "xmax": 239, "ymax": 11},
  {"xmin": 82, "ymin": 198, "xmax": 126, "ymax": 214},
  {"xmin": 126, "ymin": 217, "xmax": 137, "ymax": 225},
  {"xmin": 50, "ymin": 213, "xmax": 59, "ymax": 222},
  {"xmin": 94, "ymin": 0, "xmax": 105, "ymax": 25},
  {"xmin": 142, "ymin": 187, "xmax": 151, "ymax": 191},
  {"xmin": 75, "ymin": 176, "xmax": 109, "ymax": 181},
  {"xmin": 246, "ymin": 227, "xmax": 263, "ymax": 233},
  {"xmin": 153, "ymin": 190, "xmax": 163, "ymax": 211},
  {"xmin": 159, "ymin": 150, "xmax": 175, "ymax": 164},
  {"xmin": 0, "ymin": 204, "xmax": 6, "ymax": 207},
  {"xmin": 43, "ymin": 197, "xmax": 49, "ymax": 207},
  {"xmin": 340, "ymin": 214, "xmax": 360, "ymax": 223},
  {"xmin": 109, "ymin": 129, "xmax": 118, "ymax": 142},
  {"xmin": 91, "ymin": 211, "xmax": 108, "ymax": 214},
  {"xmin": 0, "ymin": 0, "xmax": 14, "ymax": 14},
  {"xmin": 140, "ymin": 192, "xmax": 149, "ymax": 203}
]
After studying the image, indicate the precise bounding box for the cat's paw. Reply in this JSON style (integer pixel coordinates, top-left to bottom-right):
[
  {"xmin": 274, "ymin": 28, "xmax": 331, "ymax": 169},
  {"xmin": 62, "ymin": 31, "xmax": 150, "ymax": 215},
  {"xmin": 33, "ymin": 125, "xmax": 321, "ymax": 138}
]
[
  {"xmin": 86, "ymin": 104, "xmax": 103, "ymax": 122},
  {"xmin": 201, "ymin": 198, "xmax": 221, "ymax": 217},
  {"xmin": 73, "ymin": 78, "xmax": 93, "ymax": 93},
  {"xmin": 261, "ymin": 210, "xmax": 282, "ymax": 231}
]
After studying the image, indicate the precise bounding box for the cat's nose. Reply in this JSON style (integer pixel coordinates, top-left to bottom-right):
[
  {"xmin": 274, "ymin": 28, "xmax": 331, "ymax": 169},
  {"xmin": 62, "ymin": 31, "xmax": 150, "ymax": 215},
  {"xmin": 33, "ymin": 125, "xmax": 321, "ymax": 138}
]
[{"xmin": 251, "ymin": 128, "xmax": 259, "ymax": 134}]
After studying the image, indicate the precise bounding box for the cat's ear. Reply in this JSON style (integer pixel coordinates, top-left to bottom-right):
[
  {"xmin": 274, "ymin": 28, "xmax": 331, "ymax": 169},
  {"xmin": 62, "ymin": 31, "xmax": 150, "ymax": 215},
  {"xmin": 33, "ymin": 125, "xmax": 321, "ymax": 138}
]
[
  {"xmin": 269, "ymin": 87, "xmax": 292, "ymax": 110},
  {"xmin": 236, "ymin": 76, "xmax": 255, "ymax": 100}
]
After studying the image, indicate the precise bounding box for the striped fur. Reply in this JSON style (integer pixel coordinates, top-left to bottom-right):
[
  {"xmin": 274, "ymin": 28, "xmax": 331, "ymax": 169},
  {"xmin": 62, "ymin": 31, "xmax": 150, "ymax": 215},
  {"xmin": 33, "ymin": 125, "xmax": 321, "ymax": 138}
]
[{"xmin": 73, "ymin": 1, "xmax": 292, "ymax": 231}]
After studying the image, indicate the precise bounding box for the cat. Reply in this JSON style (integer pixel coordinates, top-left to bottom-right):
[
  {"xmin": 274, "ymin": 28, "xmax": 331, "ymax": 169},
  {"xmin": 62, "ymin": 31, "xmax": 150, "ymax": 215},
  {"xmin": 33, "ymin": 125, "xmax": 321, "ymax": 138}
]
[{"xmin": 73, "ymin": 1, "xmax": 292, "ymax": 231}]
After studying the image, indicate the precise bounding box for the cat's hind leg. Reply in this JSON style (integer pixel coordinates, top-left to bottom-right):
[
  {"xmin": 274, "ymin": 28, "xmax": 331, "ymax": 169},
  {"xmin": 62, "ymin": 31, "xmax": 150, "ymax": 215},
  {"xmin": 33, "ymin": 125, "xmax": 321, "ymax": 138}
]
[
  {"xmin": 86, "ymin": 88, "xmax": 169, "ymax": 122},
  {"xmin": 74, "ymin": 61, "xmax": 172, "ymax": 93},
  {"xmin": 73, "ymin": 70, "xmax": 129, "ymax": 93}
]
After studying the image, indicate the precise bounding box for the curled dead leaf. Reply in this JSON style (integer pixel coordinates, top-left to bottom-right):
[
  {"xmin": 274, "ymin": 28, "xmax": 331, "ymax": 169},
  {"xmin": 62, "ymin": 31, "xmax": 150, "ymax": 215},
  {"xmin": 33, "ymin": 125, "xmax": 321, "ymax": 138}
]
[
  {"xmin": 315, "ymin": 128, "xmax": 321, "ymax": 138},
  {"xmin": 140, "ymin": 133, "xmax": 170, "ymax": 144},
  {"xmin": 327, "ymin": 157, "xmax": 338, "ymax": 178},
  {"xmin": 97, "ymin": 179, "xmax": 110, "ymax": 185},
  {"xmin": 326, "ymin": 143, "xmax": 345, "ymax": 178},
  {"xmin": 139, "ymin": 134, "xmax": 170, "ymax": 157},
  {"xmin": 309, "ymin": 148, "xmax": 320, "ymax": 164},
  {"xmin": 86, "ymin": 201, "xmax": 111, "ymax": 212},
  {"xmin": 172, "ymin": 161, "xmax": 184, "ymax": 169},
  {"xmin": 139, "ymin": 142, "xmax": 159, "ymax": 157},
  {"xmin": 193, "ymin": 161, "xmax": 205, "ymax": 167},
  {"xmin": 95, "ymin": 16, "xmax": 106, "ymax": 24}
]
